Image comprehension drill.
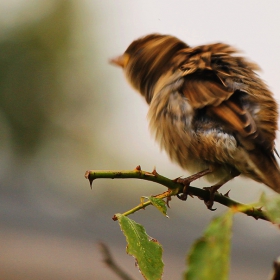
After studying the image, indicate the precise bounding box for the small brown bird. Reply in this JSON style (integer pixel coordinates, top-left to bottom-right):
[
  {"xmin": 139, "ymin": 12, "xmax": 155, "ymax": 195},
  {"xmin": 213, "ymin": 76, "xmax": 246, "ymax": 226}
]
[{"xmin": 111, "ymin": 33, "xmax": 280, "ymax": 208}]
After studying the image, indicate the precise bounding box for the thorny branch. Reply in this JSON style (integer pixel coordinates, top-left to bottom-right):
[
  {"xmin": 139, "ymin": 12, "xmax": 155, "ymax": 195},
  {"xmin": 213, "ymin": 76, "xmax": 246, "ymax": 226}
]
[{"xmin": 85, "ymin": 165, "xmax": 269, "ymax": 222}]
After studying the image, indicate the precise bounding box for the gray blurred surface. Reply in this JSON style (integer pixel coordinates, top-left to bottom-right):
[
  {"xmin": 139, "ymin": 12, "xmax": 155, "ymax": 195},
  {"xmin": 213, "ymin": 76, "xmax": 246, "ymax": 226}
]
[{"xmin": 0, "ymin": 0, "xmax": 280, "ymax": 279}]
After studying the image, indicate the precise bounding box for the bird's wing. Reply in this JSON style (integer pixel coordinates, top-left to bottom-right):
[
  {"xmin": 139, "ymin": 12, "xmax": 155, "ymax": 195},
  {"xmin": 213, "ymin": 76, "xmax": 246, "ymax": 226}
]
[
  {"xmin": 180, "ymin": 43, "xmax": 266, "ymax": 148},
  {"xmin": 179, "ymin": 43, "xmax": 280, "ymax": 191}
]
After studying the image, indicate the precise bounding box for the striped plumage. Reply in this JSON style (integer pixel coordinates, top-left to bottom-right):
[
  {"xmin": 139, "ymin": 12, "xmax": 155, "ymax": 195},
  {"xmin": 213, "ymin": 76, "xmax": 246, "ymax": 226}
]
[{"xmin": 111, "ymin": 34, "xmax": 280, "ymax": 204}]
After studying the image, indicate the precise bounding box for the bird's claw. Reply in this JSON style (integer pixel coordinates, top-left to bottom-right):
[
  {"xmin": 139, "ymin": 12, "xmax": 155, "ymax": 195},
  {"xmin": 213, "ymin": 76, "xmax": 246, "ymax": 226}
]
[
  {"xmin": 174, "ymin": 177, "xmax": 191, "ymax": 201},
  {"xmin": 176, "ymin": 184, "xmax": 189, "ymax": 200},
  {"xmin": 203, "ymin": 186, "xmax": 219, "ymax": 211},
  {"xmin": 204, "ymin": 201, "xmax": 217, "ymax": 211}
]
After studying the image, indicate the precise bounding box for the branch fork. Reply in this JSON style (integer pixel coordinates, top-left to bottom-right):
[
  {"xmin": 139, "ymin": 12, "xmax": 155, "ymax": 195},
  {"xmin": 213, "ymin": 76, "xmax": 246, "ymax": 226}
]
[{"xmin": 85, "ymin": 166, "xmax": 269, "ymax": 222}]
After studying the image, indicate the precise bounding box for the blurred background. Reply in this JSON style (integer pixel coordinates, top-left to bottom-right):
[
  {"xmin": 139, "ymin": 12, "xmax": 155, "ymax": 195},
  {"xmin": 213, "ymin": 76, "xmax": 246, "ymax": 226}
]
[{"xmin": 1, "ymin": 0, "xmax": 280, "ymax": 279}]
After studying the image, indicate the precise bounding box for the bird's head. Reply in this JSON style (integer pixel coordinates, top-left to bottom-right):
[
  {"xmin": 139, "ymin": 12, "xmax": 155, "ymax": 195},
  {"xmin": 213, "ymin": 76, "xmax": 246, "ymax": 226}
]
[{"xmin": 110, "ymin": 33, "xmax": 188, "ymax": 103}]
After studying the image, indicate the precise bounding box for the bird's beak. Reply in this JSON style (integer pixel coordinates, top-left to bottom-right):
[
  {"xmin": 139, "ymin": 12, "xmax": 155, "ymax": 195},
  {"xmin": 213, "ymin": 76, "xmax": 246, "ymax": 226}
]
[{"xmin": 109, "ymin": 54, "xmax": 129, "ymax": 68}]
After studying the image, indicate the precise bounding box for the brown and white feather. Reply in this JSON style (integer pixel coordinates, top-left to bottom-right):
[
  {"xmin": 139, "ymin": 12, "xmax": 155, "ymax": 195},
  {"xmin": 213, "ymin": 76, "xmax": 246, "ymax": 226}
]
[{"xmin": 112, "ymin": 33, "xmax": 280, "ymax": 193}]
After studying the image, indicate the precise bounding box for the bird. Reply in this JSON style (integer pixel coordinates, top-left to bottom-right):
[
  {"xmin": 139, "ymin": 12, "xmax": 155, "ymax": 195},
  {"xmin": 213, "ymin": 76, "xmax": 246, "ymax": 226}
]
[{"xmin": 110, "ymin": 33, "xmax": 280, "ymax": 209}]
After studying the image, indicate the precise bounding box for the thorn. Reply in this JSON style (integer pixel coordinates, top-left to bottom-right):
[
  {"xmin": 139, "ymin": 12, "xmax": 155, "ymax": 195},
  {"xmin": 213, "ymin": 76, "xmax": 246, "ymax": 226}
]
[
  {"xmin": 246, "ymin": 208, "xmax": 259, "ymax": 220},
  {"xmin": 84, "ymin": 170, "xmax": 94, "ymax": 189},
  {"xmin": 135, "ymin": 165, "xmax": 141, "ymax": 171},
  {"xmin": 224, "ymin": 190, "xmax": 231, "ymax": 197},
  {"xmin": 172, "ymin": 176, "xmax": 183, "ymax": 182},
  {"xmin": 166, "ymin": 196, "xmax": 172, "ymax": 208},
  {"xmin": 112, "ymin": 215, "xmax": 118, "ymax": 221},
  {"xmin": 257, "ymin": 206, "xmax": 263, "ymax": 211},
  {"xmin": 152, "ymin": 166, "xmax": 158, "ymax": 175}
]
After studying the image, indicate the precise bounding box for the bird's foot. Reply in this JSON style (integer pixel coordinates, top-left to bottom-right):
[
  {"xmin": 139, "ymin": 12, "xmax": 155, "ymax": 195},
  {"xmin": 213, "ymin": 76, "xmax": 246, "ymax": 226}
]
[
  {"xmin": 174, "ymin": 169, "xmax": 212, "ymax": 201},
  {"xmin": 174, "ymin": 177, "xmax": 192, "ymax": 201},
  {"xmin": 203, "ymin": 185, "xmax": 220, "ymax": 211}
]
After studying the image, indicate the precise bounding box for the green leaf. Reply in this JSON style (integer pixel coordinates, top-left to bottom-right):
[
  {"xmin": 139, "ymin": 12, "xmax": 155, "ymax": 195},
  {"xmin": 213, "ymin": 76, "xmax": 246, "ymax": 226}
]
[
  {"xmin": 116, "ymin": 214, "xmax": 164, "ymax": 280},
  {"xmin": 260, "ymin": 193, "xmax": 280, "ymax": 223},
  {"xmin": 149, "ymin": 196, "xmax": 168, "ymax": 217},
  {"xmin": 185, "ymin": 211, "xmax": 233, "ymax": 280}
]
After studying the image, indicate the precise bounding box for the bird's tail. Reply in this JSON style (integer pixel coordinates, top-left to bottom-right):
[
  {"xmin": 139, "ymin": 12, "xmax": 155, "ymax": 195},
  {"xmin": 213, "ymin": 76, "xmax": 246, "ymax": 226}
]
[{"xmin": 248, "ymin": 151, "xmax": 280, "ymax": 193}]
